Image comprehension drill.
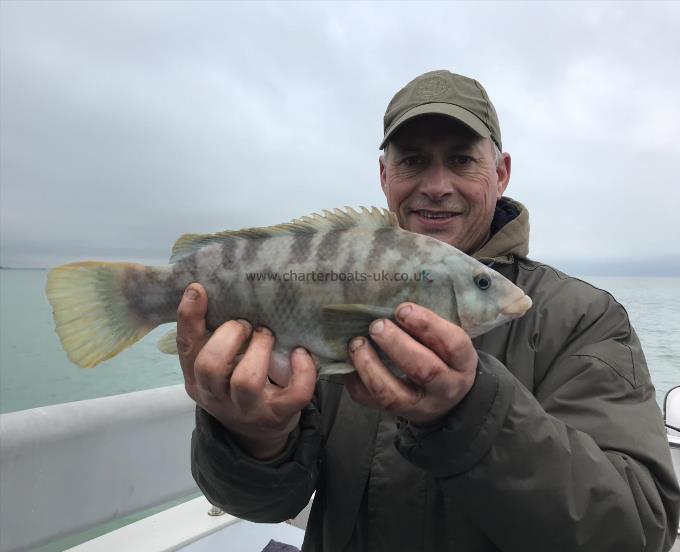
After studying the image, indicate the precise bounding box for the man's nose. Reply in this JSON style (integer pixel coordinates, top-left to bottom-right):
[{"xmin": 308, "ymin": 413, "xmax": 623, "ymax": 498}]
[{"xmin": 420, "ymin": 163, "xmax": 454, "ymax": 201}]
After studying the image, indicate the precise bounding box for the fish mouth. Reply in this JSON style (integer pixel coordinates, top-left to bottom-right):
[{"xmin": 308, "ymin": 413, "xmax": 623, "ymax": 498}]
[{"xmin": 501, "ymin": 294, "xmax": 533, "ymax": 317}]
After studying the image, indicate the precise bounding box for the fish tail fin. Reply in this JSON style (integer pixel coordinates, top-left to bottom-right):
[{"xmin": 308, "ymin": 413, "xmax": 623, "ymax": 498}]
[{"xmin": 46, "ymin": 261, "xmax": 159, "ymax": 368}]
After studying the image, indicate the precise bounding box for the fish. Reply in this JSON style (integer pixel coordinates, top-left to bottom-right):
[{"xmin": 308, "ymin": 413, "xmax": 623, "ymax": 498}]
[{"xmin": 46, "ymin": 207, "xmax": 532, "ymax": 378}]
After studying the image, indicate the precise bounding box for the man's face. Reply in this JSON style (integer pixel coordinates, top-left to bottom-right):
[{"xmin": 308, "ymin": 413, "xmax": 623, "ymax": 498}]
[{"xmin": 380, "ymin": 116, "xmax": 510, "ymax": 254}]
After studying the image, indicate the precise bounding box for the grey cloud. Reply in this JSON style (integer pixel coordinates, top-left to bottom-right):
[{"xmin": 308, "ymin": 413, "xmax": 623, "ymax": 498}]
[{"xmin": 1, "ymin": 1, "xmax": 679, "ymax": 274}]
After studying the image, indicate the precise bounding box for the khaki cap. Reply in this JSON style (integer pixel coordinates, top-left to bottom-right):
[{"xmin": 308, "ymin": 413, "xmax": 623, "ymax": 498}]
[{"xmin": 380, "ymin": 70, "xmax": 502, "ymax": 151}]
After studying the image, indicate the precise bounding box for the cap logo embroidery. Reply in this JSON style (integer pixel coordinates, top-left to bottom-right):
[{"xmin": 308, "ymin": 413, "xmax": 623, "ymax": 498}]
[{"xmin": 414, "ymin": 75, "xmax": 449, "ymax": 100}]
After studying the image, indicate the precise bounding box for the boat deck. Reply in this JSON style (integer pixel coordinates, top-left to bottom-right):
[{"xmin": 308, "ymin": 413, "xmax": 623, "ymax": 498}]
[{"xmin": 66, "ymin": 496, "xmax": 305, "ymax": 552}]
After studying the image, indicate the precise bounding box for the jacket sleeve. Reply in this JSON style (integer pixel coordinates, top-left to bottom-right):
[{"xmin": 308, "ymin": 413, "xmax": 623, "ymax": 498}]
[
  {"xmin": 191, "ymin": 401, "xmax": 322, "ymax": 523},
  {"xmin": 395, "ymin": 277, "xmax": 680, "ymax": 552}
]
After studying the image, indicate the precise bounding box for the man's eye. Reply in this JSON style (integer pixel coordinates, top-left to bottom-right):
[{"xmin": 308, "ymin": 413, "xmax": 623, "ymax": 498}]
[
  {"xmin": 401, "ymin": 156, "xmax": 425, "ymax": 167},
  {"xmin": 451, "ymin": 155, "xmax": 473, "ymax": 166}
]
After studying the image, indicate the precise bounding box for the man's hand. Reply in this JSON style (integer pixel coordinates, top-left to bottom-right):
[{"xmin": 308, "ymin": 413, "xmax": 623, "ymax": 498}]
[
  {"xmin": 177, "ymin": 283, "xmax": 316, "ymax": 460},
  {"xmin": 343, "ymin": 302, "xmax": 477, "ymax": 424}
]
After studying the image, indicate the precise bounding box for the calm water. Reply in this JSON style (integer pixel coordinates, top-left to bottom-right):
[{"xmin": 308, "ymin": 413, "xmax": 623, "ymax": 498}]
[
  {"xmin": 0, "ymin": 269, "xmax": 678, "ymax": 413},
  {"xmin": 0, "ymin": 269, "xmax": 183, "ymax": 414}
]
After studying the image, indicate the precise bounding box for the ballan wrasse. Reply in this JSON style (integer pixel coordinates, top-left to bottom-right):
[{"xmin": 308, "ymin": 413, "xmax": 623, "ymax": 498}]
[{"xmin": 46, "ymin": 207, "xmax": 532, "ymax": 378}]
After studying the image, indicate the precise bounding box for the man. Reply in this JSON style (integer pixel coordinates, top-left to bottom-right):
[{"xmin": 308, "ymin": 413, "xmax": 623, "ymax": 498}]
[{"xmin": 179, "ymin": 70, "xmax": 680, "ymax": 551}]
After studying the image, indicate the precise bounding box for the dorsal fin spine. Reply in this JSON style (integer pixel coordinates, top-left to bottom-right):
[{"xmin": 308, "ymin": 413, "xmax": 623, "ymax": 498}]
[{"xmin": 169, "ymin": 206, "xmax": 398, "ymax": 263}]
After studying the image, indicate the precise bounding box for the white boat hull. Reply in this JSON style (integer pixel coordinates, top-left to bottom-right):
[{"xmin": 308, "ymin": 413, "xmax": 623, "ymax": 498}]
[{"xmin": 1, "ymin": 384, "xmax": 678, "ymax": 551}]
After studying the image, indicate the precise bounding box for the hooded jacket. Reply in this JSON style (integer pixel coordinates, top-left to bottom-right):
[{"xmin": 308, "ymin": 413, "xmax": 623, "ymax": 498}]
[{"xmin": 191, "ymin": 197, "xmax": 680, "ymax": 551}]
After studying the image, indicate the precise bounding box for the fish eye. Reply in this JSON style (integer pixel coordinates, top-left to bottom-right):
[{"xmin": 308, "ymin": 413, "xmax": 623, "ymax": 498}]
[{"xmin": 474, "ymin": 274, "xmax": 491, "ymax": 291}]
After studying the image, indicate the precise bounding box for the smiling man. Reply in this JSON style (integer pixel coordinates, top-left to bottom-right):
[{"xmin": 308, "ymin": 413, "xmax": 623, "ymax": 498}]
[
  {"xmin": 380, "ymin": 115, "xmax": 507, "ymax": 253},
  {"xmin": 180, "ymin": 70, "xmax": 680, "ymax": 551}
]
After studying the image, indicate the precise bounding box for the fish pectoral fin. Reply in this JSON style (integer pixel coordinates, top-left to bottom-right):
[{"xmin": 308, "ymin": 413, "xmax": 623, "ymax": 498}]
[
  {"xmin": 321, "ymin": 303, "xmax": 395, "ymax": 353},
  {"xmin": 317, "ymin": 361, "xmax": 355, "ymax": 377},
  {"xmin": 157, "ymin": 326, "xmax": 214, "ymax": 355},
  {"xmin": 322, "ymin": 304, "xmax": 395, "ymax": 329}
]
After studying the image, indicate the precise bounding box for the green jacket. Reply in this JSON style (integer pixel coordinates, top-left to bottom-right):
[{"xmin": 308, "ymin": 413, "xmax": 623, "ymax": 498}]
[{"xmin": 191, "ymin": 198, "xmax": 680, "ymax": 551}]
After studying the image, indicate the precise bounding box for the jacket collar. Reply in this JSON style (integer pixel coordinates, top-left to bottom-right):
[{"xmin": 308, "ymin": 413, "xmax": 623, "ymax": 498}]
[{"xmin": 472, "ymin": 196, "xmax": 530, "ymax": 265}]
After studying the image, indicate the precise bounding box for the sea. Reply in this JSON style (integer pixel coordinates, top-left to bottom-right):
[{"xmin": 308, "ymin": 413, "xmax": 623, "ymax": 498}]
[{"xmin": 0, "ymin": 269, "xmax": 678, "ymax": 414}]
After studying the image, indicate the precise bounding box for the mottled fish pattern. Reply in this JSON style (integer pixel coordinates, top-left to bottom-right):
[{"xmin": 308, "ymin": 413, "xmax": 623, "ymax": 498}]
[{"xmin": 46, "ymin": 207, "xmax": 532, "ymax": 374}]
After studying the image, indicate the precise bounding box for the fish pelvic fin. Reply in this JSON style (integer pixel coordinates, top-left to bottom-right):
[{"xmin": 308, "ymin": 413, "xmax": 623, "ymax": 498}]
[
  {"xmin": 317, "ymin": 361, "xmax": 355, "ymax": 377},
  {"xmin": 46, "ymin": 261, "xmax": 158, "ymax": 368},
  {"xmin": 169, "ymin": 206, "xmax": 398, "ymax": 262}
]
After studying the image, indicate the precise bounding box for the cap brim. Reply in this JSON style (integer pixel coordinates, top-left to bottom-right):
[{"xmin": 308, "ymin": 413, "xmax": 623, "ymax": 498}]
[{"xmin": 379, "ymin": 102, "xmax": 491, "ymax": 149}]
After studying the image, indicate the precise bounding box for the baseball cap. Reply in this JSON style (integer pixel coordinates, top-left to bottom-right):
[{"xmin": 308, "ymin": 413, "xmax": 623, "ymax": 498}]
[{"xmin": 380, "ymin": 70, "xmax": 502, "ymax": 151}]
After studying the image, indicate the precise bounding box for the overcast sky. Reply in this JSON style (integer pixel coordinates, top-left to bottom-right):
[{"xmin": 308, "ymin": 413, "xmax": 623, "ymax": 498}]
[{"xmin": 1, "ymin": 1, "xmax": 679, "ymax": 274}]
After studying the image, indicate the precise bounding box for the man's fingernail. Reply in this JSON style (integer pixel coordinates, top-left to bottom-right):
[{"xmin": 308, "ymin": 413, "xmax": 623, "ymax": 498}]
[
  {"xmin": 236, "ymin": 319, "xmax": 251, "ymax": 331},
  {"xmin": 256, "ymin": 326, "xmax": 272, "ymax": 336},
  {"xmin": 293, "ymin": 347, "xmax": 308, "ymax": 356},
  {"xmin": 184, "ymin": 287, "xmax": 199, "ymax": 300},
  {"xmin": 349, "ymin": 337, "xmax": 365, "ymax": 353},
  {"xmin": 396, "ymin": 304, "xmax": 412, "ymax": 321},
  {"xmin": 370, "ymin": 319, "xmax": 384, "ymax": 335}
]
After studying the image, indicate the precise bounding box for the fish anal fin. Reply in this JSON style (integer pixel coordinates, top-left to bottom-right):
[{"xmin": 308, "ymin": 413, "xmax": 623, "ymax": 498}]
[
  {"xmin": 157, "ymin": 326, "xmax": 215, "ymax": 355},
  {"xmin": 157, "ymin": 327, "xmax": 178, "ymax": 354}
]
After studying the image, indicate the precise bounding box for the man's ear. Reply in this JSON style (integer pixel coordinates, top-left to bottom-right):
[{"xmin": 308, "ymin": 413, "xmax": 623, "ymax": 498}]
[
  {"xmin": 496, "ymin": 153, "xmax": 511, "ymax": 198},
  {"xmin": 379, "ymin": 154, "xmax": 387, "ymax": 194}
]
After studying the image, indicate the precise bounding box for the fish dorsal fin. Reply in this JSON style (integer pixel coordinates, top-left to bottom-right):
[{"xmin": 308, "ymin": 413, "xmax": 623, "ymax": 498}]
[
  {"xmin": 291, "ymin": 206, "xmax": 399, "ymax": 231},
  {"xmin": 170, "ymin": 234, "xmax": 232, "ymax": 263},
  {"xmin": 169, "ymin": 206, "xmax": 397, "ymax": 262}
]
